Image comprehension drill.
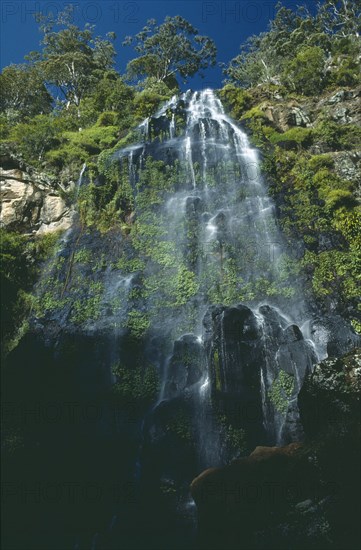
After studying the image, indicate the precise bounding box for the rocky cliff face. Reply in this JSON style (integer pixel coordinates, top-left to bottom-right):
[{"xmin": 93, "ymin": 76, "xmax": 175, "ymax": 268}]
[
  {"xmin": 191, "ymin": 347, "xmax": 361, "ymax": 550},
  {"xmin": 262, "ymin": 86, "xmax": 361, "ymax": 131},
  {"xmin": 260, "ymin": 86, "xmax": 361, "ymax": 189},
  {"xmin": 2, "ymin": 88, "xmax": 360, "ymax": 550},
  {"xmin": 0, "ymin": 153, "xmax": 74, "ymax": 234}
]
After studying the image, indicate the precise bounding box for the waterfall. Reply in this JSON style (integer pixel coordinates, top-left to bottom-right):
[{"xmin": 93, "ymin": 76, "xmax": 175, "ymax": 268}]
[
  {"xmin": 21, "ymin": 88, "xmax": 361, "ymax": 550},
  {"xmin": 107, "ymin": 88, "xmax": 321, "ymax": 455},
  {"xmin": 76, "ymin": 162, "xmax": 86, "ymax": 195}
]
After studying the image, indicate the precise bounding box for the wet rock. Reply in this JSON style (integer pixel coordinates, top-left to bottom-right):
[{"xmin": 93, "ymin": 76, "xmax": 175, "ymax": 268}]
[
  {"xmin": 165, "ymin": 334, "xmax": 206, "ymax": 398},
  {"xmin": 191, "ymin": 432, "xmax": 360, "ymax": 550},
  {"xmin": 191, "ymin": 442, "xmax": 320, "ymax": 550},
  {"xmin": 203, "ymin": 304, "xmax": 317, "ymax": 445},
  {"xmin": 299, "ymin": 347, "xmax": 361, "ymax": 439},
  {"xmin": 308, "ymin": 314, "xmax": 360, "ymax": 358}
]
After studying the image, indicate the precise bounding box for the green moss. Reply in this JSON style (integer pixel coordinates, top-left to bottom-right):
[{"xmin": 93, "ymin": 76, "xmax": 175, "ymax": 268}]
[
  {"xmin": 74, "ymin": 248, "xmax": 92, "ymax": 263},
  {"xmin": 166, "ymin": 411, "xmax": 192, "ymax": 442},
  {"xmin": 269, "ymin": 127, "xmax": 313, "ymax": 146},
  {"xmin": 125, "ymin": 310, "xmax": 150, "ymax": 338},
  {"xmin": 268, "ymin": 370, "xmax": 295, "ymax": 415},
  {"xmin": 69, "ymin": 281, "xmax": 104, "ymax": 324},
  {"xmin": 111, "ymin": 363, "xmax": 159, "ymax": 404}
]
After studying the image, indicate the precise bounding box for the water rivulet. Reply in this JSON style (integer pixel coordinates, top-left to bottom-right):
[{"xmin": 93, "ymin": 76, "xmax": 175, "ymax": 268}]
[{"xmin": 4, "ymin": 90, "xmax": 359, "ymax": 550}]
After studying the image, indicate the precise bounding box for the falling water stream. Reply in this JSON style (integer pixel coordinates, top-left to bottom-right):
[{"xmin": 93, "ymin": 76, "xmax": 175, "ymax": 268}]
[
  {"xmin": 8, "ymin": 88, "xmax": 360, "ymax": 550},
  {"xmin": 94, "ymin": 88, "xmax": 324, "ymax": 549},
  {"xmin": 31, "ymin": 89, "xmax": 333, "ymax": 550},
  {"xmin": 134, "ymin": 89, "xmax": 319, "ymax": 443}
]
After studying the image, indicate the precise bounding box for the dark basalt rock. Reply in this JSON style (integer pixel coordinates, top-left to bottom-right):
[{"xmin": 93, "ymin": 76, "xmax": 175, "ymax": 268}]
[
  {"xmin": 191, "ymin": 443, "xmax": 321, "ymax": 550},
  {"xmin": 189, "ymin": 349, "xmax": 361, "ymax": 550},
  {"xmin": 203, "ymin": 303, "xmax": 317, "ymax": 446},
  {"xmin": 165, "ymin": 334, "xmax": 206, "ymax": 398},
  {"xmin": 299, "ymin": 347, "xmax": 361, "ymax": 440},
  {"xmin": 307, "ymin": 314, "xmax": 361, "ymax": 358}
]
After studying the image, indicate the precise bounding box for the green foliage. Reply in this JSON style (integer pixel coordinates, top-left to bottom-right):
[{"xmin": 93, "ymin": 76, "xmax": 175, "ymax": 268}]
[
  {"xmin": 175, "ymin": 266, "xmax": 199, "ymax": 305},
  {"xmin": 166, "ymin": 411, "xmax": 192, "ymax": 441},
  {"xmin": 116, "ymin": 256, "xmax": 145, "ymax": 272},
  {"xmin": 86, "ymin": 72, "xmax": 135, "ymax": 115},
  {"xmin": 0, "ymin": 229, "xmax": 62, "ymax": 356},
  {"xmin": 124, "ymin": 16, "xmax": 216, "ymax": 87},
  {"xmin": 324, "ymin": 189, "xmax": 357, "ymax": 211},
  {"xmin": 34, "ymin": 6, "xmax": 116, "ymax": 106},
  {"xmin": 313, "ymin": 121, "xmax": 361, "ymax": 150},
  {"xmin": 213, "ymin": 349, "xmax": 221, "ymax": 391},
  {"xmin": 329, "ymin": 55, "xmax": 361, "ymax": 87},
  {"xmin": 70, "ymin": 281, "xmax": 104, "ymax": 324},
  {"xmin": 219, "ymin": 415, "xmax": 248, "ymax": 456},
  {"xmin": 283, "ymin": 46, "xmax": 326, "ymax": 95},
  {"xmin": 351, "ymin": 319, "xmax": 361, "ymax": 335},
  {"xmin": 125, "ymin": 310, "xmax": 150, "ymax": 338},
  {"xmin": 8, "ymin": 114, "xmax": 62, "ymax": 166},
  {"xmin": 258, "ymin": 137, "xmax": 359, "ymax": 313},
  {"xmin": 74, "ymin": 248, "xmax": 92, "ymax": 263},
  {"xmin": 270, "ymin": 127, "xmax": 313, "ymax": 146},
  {"xmin": 268, "ymin": 370, "xmax": 294, "ymax": 415},
  {"xmin": 0, "ymin": 64, "xmax": 52, "ymax": 124},
  {"xmin": 308, "ymin": 154, "xmax": 334, "ymax": 171},
  {"xmin": 133, "ymin": 89, "xmax": 173, "ymax": 119},
  {"xmin": 61, "ymin": 125, "xmax": 118, "ymax": 154},
  {"xmin": 111, "ymin": 363, "xmax": 159, "ymax": 405},
  {"xmin": 218, "ymin": 84, "xmax": 252, "ymax": 119},
  {"xmin": 78, "ymin": 159, "xmax": 134, "ymax": 233},
  {"xmin": 333, "ymin": 208, "xmax": 361, "ymax": 245},
  {"xmin": 224, "ymin": 0, "xmax": 360, "ymax": 95},
  {"xmin": 302, "ymin": 249, "xmax": 361, "ymax": 300}
]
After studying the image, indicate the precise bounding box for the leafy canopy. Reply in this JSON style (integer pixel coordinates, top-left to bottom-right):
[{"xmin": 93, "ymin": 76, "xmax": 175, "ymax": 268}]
[
  {"xmin": 224, "ymin": 0, "xmax": 361, "ymax": 93},
  {"xmin": 123, "ymin": 16, "xmax": 217, "ymax": 87},
  {"xmin": 33, "ymin": 5, "xmax": 116, "ymax": 106},
  {"xmin": 0, "ymin": 64, "xmax": 52, "ymax": 123}
]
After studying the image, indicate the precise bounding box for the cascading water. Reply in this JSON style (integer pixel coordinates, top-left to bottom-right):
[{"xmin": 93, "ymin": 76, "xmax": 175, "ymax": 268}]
[
  {"xmin": 25, "ymin": 88, "xmax": 349, "ymax": 550},
  {"xmin": 115, "ymin": 89, "xmax": 319, "ymax": 455},
  {"xmin": 6, "ymin": 82, "xmax": 359, "ymax": 550}
]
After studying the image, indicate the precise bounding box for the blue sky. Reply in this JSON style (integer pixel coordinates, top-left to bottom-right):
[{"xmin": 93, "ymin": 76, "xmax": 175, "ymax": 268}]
[{"xmin": 1, "ymin": 0, "xmax": 314, "ymax": 89}]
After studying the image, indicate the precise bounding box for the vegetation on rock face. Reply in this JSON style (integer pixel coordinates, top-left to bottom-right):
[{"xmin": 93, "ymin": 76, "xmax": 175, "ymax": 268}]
[
  {"xmin": 0, "ymin": 229, "xmax": 61, "ymax": 356},
  {"xmin": 111, "ymin": 362, "xmax": 159, "ymax": 405},
  {"xmin": 268, "ymin": 370, "xmax": 295, "ymax": 415},
  {"xmin": 218, "ymin": 1, "xmax": 360, "ymax": 323},
  {"xmin": 1, "ymin": 1, "xmax": 360, "ymax": 350},
  {"xmin": 1, "ymin": 4, "xmax": 361, "ymax": 550},
  {"xmin": 224, "ymin": 0, "xmax": 361, "ymax": 94}
]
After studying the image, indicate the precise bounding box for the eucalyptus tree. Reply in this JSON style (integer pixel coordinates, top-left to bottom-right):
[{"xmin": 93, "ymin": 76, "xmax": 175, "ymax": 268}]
[
  {"xmin": 224, "ymin": 0, "xmax": 360, "ymax": 91},
  {"xmin": 0, "ymin": 64, "xmax": 52, "ymax": 123},
  {"xmin": 317, "ymin": 0, "xmax": 361, "ymax": 39},
  {"xmin": 123, "ymin": 16, "xmax": 217, "ymax": 88},
  {"xmin": 34, "ymin": 5, "xmax": 116, "ymax": 108}
]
